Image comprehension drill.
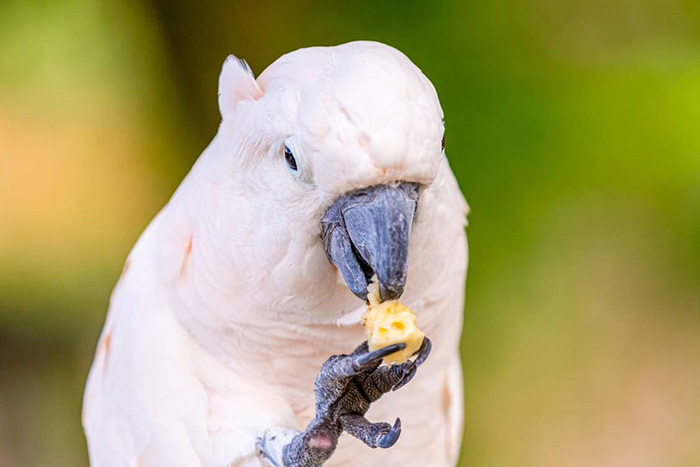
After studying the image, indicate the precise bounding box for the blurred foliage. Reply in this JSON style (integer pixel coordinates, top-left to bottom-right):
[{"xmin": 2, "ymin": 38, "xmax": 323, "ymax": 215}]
[{"xmin": 1, "ymin": 0, "xmax": 699, "ymax": 466}]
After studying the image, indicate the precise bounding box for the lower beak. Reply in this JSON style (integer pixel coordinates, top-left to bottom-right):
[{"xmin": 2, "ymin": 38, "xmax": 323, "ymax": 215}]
[{"xmin": 321, "ymin": 182, "xmax": 419, "ymax": 302}]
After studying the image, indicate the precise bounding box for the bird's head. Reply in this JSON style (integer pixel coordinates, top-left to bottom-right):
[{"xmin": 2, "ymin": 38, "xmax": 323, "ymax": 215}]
[{"xmin": 214, "ymin": 41, "xmax": 445, "ymax": 305}]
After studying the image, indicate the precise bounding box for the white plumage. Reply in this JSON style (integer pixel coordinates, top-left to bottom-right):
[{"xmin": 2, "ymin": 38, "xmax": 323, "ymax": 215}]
[{"xmin": 83, "ymin": 41, "xmax": 469, "ymax": 466}]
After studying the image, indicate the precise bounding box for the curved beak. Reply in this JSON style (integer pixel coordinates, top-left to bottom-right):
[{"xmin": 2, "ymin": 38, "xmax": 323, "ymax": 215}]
[{"xmin": 321, "ymin": 182, "xmax": 419, "ymax": 302}]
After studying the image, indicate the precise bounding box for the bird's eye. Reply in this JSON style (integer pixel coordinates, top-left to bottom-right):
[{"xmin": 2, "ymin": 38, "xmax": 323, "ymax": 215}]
[{"xmin": 284, "ymin": 146, "xmax": 298, "ymax": 172}]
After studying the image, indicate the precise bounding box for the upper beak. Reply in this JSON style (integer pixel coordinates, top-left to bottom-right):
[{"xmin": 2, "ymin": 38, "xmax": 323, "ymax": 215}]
[{"xmin": 321, "ymin": 182, "xmax": 420, "ymax": 302}]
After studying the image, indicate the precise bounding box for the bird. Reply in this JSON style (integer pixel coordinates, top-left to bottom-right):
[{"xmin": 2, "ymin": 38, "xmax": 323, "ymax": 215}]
[{"xmin": 82, "ymin": 40, "xmax": 469, "ymax": 467}]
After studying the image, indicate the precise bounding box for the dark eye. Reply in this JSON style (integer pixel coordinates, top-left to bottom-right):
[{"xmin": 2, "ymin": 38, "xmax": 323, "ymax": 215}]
[
  {"xmin": 284, "ymin": 146, "xmax": 298, "ymax": 172},
  {"xmin": 441, "ymin": 135, "xmax": 446, "ymax": 151}
]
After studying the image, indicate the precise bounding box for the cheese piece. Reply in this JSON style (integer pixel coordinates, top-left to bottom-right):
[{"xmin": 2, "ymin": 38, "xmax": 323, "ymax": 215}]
[{"xmin": 361, "ymin": 278, "xmax": 425, "ymax": 364}]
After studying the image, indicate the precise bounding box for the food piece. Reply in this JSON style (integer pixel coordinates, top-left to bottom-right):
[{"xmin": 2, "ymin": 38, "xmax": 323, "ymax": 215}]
[{"xmin": 361, "ymin": 278, "xmax": 425, "ymax": 364}]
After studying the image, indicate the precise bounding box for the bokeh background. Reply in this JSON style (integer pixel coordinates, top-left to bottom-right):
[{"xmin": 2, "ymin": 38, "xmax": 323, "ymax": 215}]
[{"xmin": 1, "ymin": 0, "xmax": 699, "ymax": 465}]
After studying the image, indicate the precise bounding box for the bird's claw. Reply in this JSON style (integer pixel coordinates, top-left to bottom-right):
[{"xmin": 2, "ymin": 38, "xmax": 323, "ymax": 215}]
[
  {"xmin": 355, "ymin": 343, "xmax": 406, "ymax": 368},
  {"xmin": 377, "ymin": 418, "xmax": 402, "ymax": 449},
  {"xmin": 281, "ymin": 339, "xmax": 430, "ymax": 466},
  {"xmin": 393, "ymin": 337, "xmax": 432, "ymax": 391},
  {"xmin": 393, "ymin": 364, "xmax": 417, "ymax": 391}
]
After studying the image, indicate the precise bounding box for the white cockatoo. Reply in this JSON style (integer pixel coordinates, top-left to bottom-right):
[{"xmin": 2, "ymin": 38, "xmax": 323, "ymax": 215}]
[{"xmin": 83, "ymin": 41, "xmax": 469, "ymax": 467}]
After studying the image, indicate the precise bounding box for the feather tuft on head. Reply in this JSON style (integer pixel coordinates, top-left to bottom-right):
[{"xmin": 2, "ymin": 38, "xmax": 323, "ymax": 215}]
[{"xmin": 218, "ymin": 55, "xmax": 264, "ymax": 119}]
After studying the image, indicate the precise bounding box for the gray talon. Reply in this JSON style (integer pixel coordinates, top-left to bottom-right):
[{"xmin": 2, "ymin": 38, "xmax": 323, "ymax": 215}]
[
  {"xmin": 392, "ymin": 337, "xmax": 431, "ymax": 391},
  {"xmin": 377, "ymin": 418, "xmax": 402, "ymax": 449},
  {"xmin": 355, "ymin": 343, "xmax": 406, "ymax": 367},
  {"xmin": 393, "ymin": 364, "xmax": 416, "ymax": 391},
  {"xmin": 413, "ymin": 337, "xmax": 432, "ymax": 365}
]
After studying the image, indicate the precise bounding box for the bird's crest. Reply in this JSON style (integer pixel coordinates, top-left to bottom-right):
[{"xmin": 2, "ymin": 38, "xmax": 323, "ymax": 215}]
[{"xmin": 218, "ymin": 55, "xmax": 264, "ymax": 119}]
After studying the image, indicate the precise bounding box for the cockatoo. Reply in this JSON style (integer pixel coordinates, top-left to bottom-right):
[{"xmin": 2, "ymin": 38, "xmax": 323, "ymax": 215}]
[{"xmin": 83, "ymin": 41, "xmax": 469, "ymax": 467}]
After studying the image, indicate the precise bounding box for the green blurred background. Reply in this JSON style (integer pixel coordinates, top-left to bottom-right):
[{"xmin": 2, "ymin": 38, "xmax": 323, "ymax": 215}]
[{"xmin": 1, "ymin": 0, "xmax": 699, "ymax": 465}]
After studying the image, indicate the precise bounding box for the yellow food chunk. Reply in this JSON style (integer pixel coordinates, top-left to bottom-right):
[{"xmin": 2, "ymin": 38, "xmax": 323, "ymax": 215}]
[{"xmin": 361, "ymin": 278, "xmax": 425, "ymax": 365}]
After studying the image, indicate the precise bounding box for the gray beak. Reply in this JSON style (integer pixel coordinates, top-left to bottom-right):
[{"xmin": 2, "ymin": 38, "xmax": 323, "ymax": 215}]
[{"xmin": 321, "ymin": 182, "xmax": 420, "ymax": 302}]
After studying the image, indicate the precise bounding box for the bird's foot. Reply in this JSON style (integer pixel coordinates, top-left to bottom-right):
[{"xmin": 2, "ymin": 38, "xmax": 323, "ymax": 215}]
[{"xmin": 280, "ymin": 338, "xmax": 431, "ymax": 466}]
